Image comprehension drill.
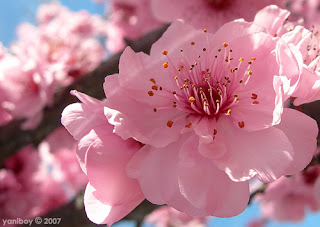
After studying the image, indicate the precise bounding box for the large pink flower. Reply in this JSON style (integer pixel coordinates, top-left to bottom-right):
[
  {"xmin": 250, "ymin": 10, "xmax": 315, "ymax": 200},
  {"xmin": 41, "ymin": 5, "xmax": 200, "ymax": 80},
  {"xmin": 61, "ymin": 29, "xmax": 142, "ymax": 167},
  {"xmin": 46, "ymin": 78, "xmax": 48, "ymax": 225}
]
[
  {"xmin": 104, "ymin": 20, "xmax": 318, "ymax": 184},
  {"xmin": 151, "ymin": 0, "xmax": 284, "ymax": 31},
  {"xmin": 61, "ymin": 91, "xmax": 145, "ymax": 226}
]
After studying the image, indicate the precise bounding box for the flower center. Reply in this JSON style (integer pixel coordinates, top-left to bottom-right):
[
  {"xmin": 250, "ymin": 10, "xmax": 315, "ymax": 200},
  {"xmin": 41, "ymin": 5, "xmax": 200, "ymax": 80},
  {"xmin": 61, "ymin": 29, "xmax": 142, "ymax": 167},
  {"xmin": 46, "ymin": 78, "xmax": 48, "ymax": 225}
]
[
  {"xmin": 206, "ymin": 0, "xmax": 232, "ymax": 10},
  {"xmin": 304, "ymin": 27, "xmax": 320, "ymax": 70},
  {"xmin": 147, "ymin": 31, "xmax": 259, "ymax": 133}
]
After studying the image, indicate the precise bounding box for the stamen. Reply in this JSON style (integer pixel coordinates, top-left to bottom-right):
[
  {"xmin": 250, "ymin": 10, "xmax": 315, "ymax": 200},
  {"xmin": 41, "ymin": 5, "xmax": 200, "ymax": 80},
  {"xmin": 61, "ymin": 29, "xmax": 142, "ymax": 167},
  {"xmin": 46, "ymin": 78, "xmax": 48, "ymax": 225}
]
[
  {"xmin": 167, "ymin": 121, "xmax": 174, "ymax": 128},
  {"xmin": 238, "ymin": 121, "xmax": 245, "ymax": 128},
  {"xmin": 251, "ymin": 93, "xmax": 258, "ymax": 99},
  {"xmin": 189, "ymin": 96, "xmax": 196, "ymax": 103}
]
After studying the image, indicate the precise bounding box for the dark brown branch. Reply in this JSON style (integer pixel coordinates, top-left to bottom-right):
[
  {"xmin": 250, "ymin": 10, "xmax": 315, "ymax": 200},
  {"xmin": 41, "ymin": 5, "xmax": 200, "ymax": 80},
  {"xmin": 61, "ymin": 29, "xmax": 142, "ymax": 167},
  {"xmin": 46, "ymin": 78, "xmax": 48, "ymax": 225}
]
[{"xmin": 0, "ymin": 25, "xmax": 169, "ymax": 165}]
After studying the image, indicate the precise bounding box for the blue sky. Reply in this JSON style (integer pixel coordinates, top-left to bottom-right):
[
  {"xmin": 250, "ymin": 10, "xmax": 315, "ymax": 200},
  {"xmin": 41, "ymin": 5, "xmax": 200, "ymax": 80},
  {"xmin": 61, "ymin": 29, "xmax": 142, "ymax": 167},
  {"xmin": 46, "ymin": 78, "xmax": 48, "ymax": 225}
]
[{"xmin": 1, "ymin": 1, "xmax": 319, "ymax": 226}]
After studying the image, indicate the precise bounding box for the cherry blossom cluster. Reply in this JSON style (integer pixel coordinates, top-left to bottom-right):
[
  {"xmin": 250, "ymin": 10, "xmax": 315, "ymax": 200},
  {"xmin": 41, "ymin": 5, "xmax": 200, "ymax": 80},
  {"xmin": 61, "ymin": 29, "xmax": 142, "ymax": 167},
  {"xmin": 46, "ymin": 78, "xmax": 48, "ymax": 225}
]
[
  {"xmin": 0, "ymin": 127, "xmax": 87, "ymax": 226},
  {"xmin": 0, "ymin": 1, "xmax": 106, "ymax": 129},
  {"xmin": 62, "ymin": 0, "xmax": 320, "ymax": 226}
]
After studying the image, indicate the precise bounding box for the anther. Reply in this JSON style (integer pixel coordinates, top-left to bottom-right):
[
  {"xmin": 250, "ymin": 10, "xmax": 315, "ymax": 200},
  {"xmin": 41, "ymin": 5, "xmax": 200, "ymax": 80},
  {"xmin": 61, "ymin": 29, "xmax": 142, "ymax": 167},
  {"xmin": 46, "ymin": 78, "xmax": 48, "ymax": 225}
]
[
  {"xmin": 149, "ymin": 78, "xmax": 156, "ymax": 84},
  {"xmin": 239, "ymin": 58, "xmax": 244, "ymax": 61},
  {"xmin": 203, "ymin": 29, "xmax": 207, "ymax": 33},
  {"xmin": 203, "ymin": 48, "xmax": 206, "ymax": 51},
  {"xmin": 152, "ymin": 85, "xmax": 158, "ymax": 90},
  {"xmin": 162, "ymin": 50, "xmax": 168, "ymax": 55},
  {"xmin": 227, "ymin": 109, "xmax": 231, "ymax": 114},
  {"xmin": 247, "ymin": 70, "xmax": 253, "ymax": 75},
  {"xmin": 148, "ymin": 91, "xmax": 154, "ymax": 96},
  {"xmin": 213, "ymin": 129, "xmax": 218, "ymax": 135},
  {"xmin": 222, "ymin": 42, "xmax": 228, "ymax": 47},
  {"xmin": 191, "ymin": 41, "xmax": 195, "ymax": 45},
  {"xmin": 163, "ymin": 62, "xmax": 168, "ymax": 68},
  {"xmin": 167, "ymin": 121, "xmax": 173, "ymax": 128},
  {"xmin": 253, "ymin": 101, "xmax": 259, "ymax": 104},
  {"xmin": 153, "ymin": 108, "xmax": 157, "ymax": 112},
  {"xmin": 238, "ymin": 121, "xmax": 245, "ymax": 128},
  {"xmin": 251, "ymin": 93, "xmax": 258, "ymax": 99}
]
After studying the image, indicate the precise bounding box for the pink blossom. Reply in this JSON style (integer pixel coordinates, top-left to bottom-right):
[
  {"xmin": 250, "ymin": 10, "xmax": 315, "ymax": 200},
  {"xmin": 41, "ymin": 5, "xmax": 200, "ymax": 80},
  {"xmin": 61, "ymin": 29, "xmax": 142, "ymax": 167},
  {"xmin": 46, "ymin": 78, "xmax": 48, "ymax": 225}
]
[
  {"xmin": 0, "ymin": 51, "xmax": 53, "ymax": 129},
  {"xmin": 150, "ymin": 0, "xmax": 284, "ymax": 31},
  {"xmin": 286, "ymin": 0, "xmax": 320, "ymax": 30},
  {"xmin": 37, "ymin": 127, "xmax": 88, "ymax": 204},
  {"xmin": 0, "ymin": 147, "xmax": 48, "ymax": 223},
  {"xmin": 145, "ymin": 206, "xmax": 208, "ymax": 227},
  {"xmin": 104, "ymin": 20, "xmax": 318, "ymax": 186},
  {"xmin": 0, "ymin": 127, "xmax": 87, "ymax": 224},
  {"xmin": 106, "ymin": 0, "xmax": 163, "ymax": 53},
  {"xmin": 256, "ymin": 166, "xmax": 320, "ymax": 222},
  {"xmin": 12, "ymin": 1, "xmax": 106, "ymax": 86},
  {"xmin": 252, "ymin": 5, "xmax": 320, "ymax": 105},
  {"xmin": 0, "ymin": 2, "xmax": 106, "ymax": 128},
  {"xmin": 36, "ymin": 1, "xmax": 68, "ymax": 25},
  {"xmin": 61, "ymin": 91, "xmax": 145, "ymax": 226},
  {"xmin": 247, "ymin": 218, "xmax": 266, "ymax": 227}
]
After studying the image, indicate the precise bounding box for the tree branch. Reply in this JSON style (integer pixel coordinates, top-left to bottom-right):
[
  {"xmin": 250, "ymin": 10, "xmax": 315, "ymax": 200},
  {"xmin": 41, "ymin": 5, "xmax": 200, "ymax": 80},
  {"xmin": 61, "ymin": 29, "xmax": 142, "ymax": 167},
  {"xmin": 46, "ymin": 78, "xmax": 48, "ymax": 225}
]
[{"xmin": 0, "ymin": 25, "xmax": 169, "ymax": 165}]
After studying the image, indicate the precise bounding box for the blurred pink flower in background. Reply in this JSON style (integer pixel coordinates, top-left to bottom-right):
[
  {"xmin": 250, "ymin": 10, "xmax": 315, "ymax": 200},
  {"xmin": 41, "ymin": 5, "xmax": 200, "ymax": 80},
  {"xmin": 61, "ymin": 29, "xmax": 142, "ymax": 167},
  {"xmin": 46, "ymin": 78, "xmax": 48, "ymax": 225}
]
[
  {"xmin": 0, "ymin": 1, "xmax": 106, "ymax": 129},
  {"xmin": 150, "ymin": 0, "xmax": 284, "ymax": 31},
  {"xmin": 106, "ymin": 0, "xmax": 163, "ymax": 52},
  {"xmin": 0, "ymin": 128, "xmax": 87, "ymax": 226},
  {"xmin": 0, "ymin": 51, "xmax": 53, "ymax": 129},
  {"xmin": 256, "ymin": 166, "xmax": 320, "ymax": 222},
  {"xmin": 145, "ymin": 206, "xmax": 208, "ymax": 227},
  {"xmin": 286, "ymin": 0, "xmax": 320, "ymax": 30}
]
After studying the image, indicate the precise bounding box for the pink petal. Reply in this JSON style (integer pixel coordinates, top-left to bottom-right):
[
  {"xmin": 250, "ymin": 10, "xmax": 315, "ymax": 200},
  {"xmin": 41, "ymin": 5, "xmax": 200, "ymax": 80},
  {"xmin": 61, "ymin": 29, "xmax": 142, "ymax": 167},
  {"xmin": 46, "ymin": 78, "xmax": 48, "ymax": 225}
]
[
  {"xmin": 104, "ymin": 47, "xmax": 185, "ymax": 147},
  {"xmin": 178, "ymin": 135, "xmax": 249, "ymax": 217},
  {"xmin": 126, "ymin": 137, "xmax": 208, "ymax": 217},
  {"xmin": 82, "ymin": 124, "xmax": 143, "ymax": 206},
  {"xmin": 212, "ymin": 116, "xmax": 294, "ymax": 182},
  {"xmin": 253, "ymin": 5, "xmax": 290, "ymax": 36},
  {"xmin": 84, "ymin": 183, "xmax": 144, "ymax": 226},
  {"xmin": 275, "ymin": 108, "xmax": 318, "ymax": 174},
  {"xmin": 61, "ymin": 90, "xmax": 108, "ymax": 140}
]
